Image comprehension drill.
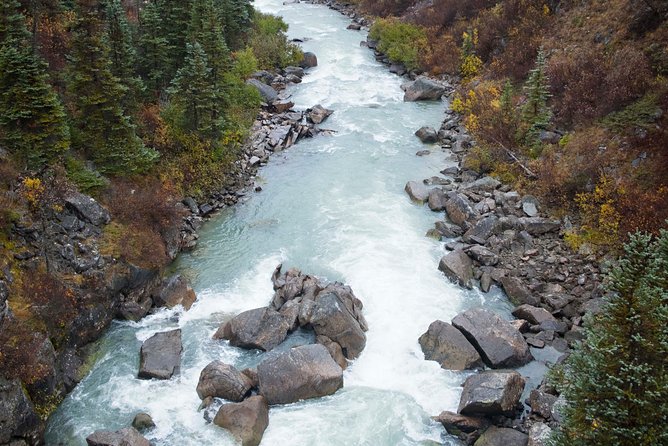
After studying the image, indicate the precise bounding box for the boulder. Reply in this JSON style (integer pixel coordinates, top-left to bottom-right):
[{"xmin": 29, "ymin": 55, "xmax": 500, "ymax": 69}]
[
  {"xmin": 86, "ymin": 428, "xmax": 150, "ymax": 446},
  {"xmin": 463, "ymin": 216, "xmax": 499, "ymax": 244},
  {"xmin": 445, "ymin": 193, "xmax": 477, "ymax": 226},
  {"xmin": 0, "ymin": 377, "xmax": 40, "ymax": 444},
  {"xmin": 473, "ymin": 426, "xmax": 528, "ymax": 446},
  {"xmin": 467, "ymin": 245, "xmax": 499, "ymax": 266},
  {"xmin": 246, "ymin": 79, "xmax": 278, "ymax": 102},
  {"xmin": 527, "ymin": 422, "xmax": 552, "ymax": 446},
  {"xmin": 458, "ymin": 371, "xmax": 526, "ymax": 416},
  {"xmin": 213, "ymin": 396, "xmax": 269, "ymax": 446},
  {"xmin": 519, "ymin": 217, "xmax": 561, "ymax": 235},
  {"xmin": 528, "ymin": 389, "xmax": 557, "ymax": 419},
  {"xmin": 403, "ymin": 77, "xmax": 446, "ymax": 101},
  {"xmin": 415, "ymin": 126, "xmax": 438, "ymax": 143},
  {"xmin": 439, "ymin": 249, "xmax": 473, "ymax": 289},
  {"xmin": 405, "ymin": 181, "xmax": 429, "ymax": 202},
  {"xmin": 284, "ymin": 66, "xmax": 304, "ymax": 78},
  {"xmin": 419, "ymin": 320, "xmax": 482, "ymax": 370},
  {"xmin": 310, "ymin": 291, "xmax": 366, "ymax": 360},
  {"xmin": 452, "ymin": 308, "xmax": 532, "ymax": 368},
  {"xmin": 153, "ymin": 274, "xmax": 196, "ymax": 310},
  {"xmin": 511, "ymin": 305, "xmax": 557, "ymax": 326},
  {"xmin": 500, "ymin": 277, "xmax": 540, "ymax": 307},
  {"xmin": 435, "ymin": 411, "xmax": 487, "ymax": 443},
  {"xmin": 435, "ymin": 221, "xmax": 463, "ymax": 238},
  {"xmin": 131, "ymin": 413, "xmax": 155, "ymax": 431},
  {"xmin": 306, "ymin": 104, "xmax": 333, "ymax": 124},
  {"xmin": 300, "ymin": 52, "xmax": 318, "ymax": 68},
  {"xmin": 462, "ymin": 176, "xmax": 501, "ymax": 193},
  {"xmin": 272, "ymin": 100, "xmax": 294, "ymax": 113},
  {"xmin": 257, "ymin": 344, "xmax": 343, "ymax": 405},
  {"xmin": 138, "ymin": 329, "xmax": 182, "ymax": 380},
  {"xmin": 196, "ymin": 360, "xmax": 252, "ymax": 401},
  {"xmin": 65, "ymin": 192, "xmax": 110, "ymax": 226},
  {"xmin": 428, "ymin": 188, "xmax": 448, "ymax": 212},
  {"xmin": 214, "ymin": 307, "xmax": 290, "ymax": 351}
]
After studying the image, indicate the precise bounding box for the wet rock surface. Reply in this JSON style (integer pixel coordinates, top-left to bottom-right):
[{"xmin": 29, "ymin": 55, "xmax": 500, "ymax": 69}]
[
  {"xmin": 419, "ymin": 320, "xmax": 483, "ymax": 370},
  {"xmin": 213, "ymin": 396, "xmax": 269, "ymax": 446},
  {"xmin": 138, "ymin": 329, "xmax": 182, "ymax": 380},
  {"xmin": 196, "ymin": 361, "xmax": 252, "ymax": 402}
]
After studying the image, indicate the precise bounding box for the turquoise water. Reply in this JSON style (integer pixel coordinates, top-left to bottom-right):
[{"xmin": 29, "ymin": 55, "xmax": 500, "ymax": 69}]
[{"xmin": 45, "ymin": 1, "xmax": 513, "ymax": 444}]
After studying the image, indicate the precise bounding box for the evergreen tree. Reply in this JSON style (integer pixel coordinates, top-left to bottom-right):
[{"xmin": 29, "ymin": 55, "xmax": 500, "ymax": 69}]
[
  {"xmin": 168, "ymin": 42, "xmax": 224, "ymax": 138},
  {"xmin": 138, "ymin": 1, "xmax": 170, "ymax": 95},
  {"xmin": 188, "ymin": 0, "xmax": 231, "ymax": 87},
  {"xmin": 104, "ymin": 0, "xmax": 143, "ymax": 110},
  {"xmin": 553, "ymin": 229, "xmax": 668, "ymax": 446},
  {"xmin": 0, "ymin": 0, "xmax": 69, "ymax": 168},
  {"xmin": 214, "ymin": 0, "xmax": 253, "ymax": 49},
  {"xmin": 520, "ymin": 48, "xmax": 551, "ymax": 153},
  {"xmin": 67, "ymin": 0, "xmax": 157, "ymax": 174},
  {"xmin": 157, "ymin": 0, "xmax": 192, "ymax": 81}
]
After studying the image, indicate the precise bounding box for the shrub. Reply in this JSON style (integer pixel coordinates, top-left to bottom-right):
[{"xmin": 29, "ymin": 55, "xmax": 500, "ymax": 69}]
[
  {"xmin": 369, "ymin": 18, "xmax": 428, "ymax": 71},
  {"xmin": 250, "ymin": 12, "xmax": 303, "ymax": 70}
]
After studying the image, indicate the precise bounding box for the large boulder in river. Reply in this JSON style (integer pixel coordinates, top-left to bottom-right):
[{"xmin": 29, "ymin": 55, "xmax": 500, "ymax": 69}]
[
  {"xmin": 300, "ymin": 52, "xmax": 318, "ymax": 68},
  {"xmin": 405, "ymin": 181, "xmax": 429, "ymax": 203},
  {"xmin": 415, "ymin": 126, "xmax": 438, "ymax": 143},
  {"xmin": 439, "ymin": 249, "xmax": 473, "ymax": 289},
  {"xmin": 246, "ymin": 79, "xmax": 278, "ymax": 103},
  {"xmin": 214, "ymin": 307, "xmax": 290, "ymax": 351},
  {"xmin": 196, "ymin": 360, "xmax": 253, "ymax": 401},
  {"xmin": 86, "ymin": 428, "xmax": 150, "ymax": 446},
  {"xmin": 138, "ymin": 329, "xmax": 182, "ymax": 380},
  {"xmin": 473, "ymin": 426, "xmax": 528, "ymax": 446},
  {"xmin": 213, "ymin": 396, "xmax": 269, "ymax": 446},
  {"xmin": 428, "ymin": 188, "xmax": 448, "ymax": 212},
  {"xmin": 307, "ymin": 104, "xmax": 333, "ymax": 124},
  {"xmin": 310, "ymin": 287, "xmax": 367, "ymax": 359},
  {"xmin": 0, "ymin": 377, "xmax": 41, "ymax": 444},
  {"xmin": 458, "ymin": 371, "xmax": 526, "ymax": 416},
  {"xmin": 419, "ymin": 320, "xmax": 483, "ymax": 370},
  {"xmin": 452, "ymin": 308, "xmax": 532, "ymax": 368},
  {"xmin": 257, "ymin": 344, "xmax": 343, "ymax": 405},
  {"xmin": 403, "ymin": 77, "xmax": 446, "ymax": 101},
  {"xmin": 153, "ymin": 274, "xmax": 196, "ymax": 310}
]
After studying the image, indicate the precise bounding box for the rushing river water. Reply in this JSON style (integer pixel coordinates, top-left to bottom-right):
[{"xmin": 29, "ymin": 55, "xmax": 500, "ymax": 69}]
[{"xmin": 46, "ymin": 1, "xmax": 518, "ymax": 444}]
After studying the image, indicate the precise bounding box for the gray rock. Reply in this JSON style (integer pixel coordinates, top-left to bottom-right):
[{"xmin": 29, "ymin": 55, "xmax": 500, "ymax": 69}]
[
  {"xmin": 300, "ymin": 52, "xmax": 318, "ymax": 68},
  {"xmin": 439, "ymin": 249, "xmax": 473, "ymax": 289},
  {"xmin": 551, "ymin": 394, "xmax": 567, "ymax": 423},
  {"xmin": 284, "ymin": 66, "xmax": 304, "ymax": 78},
  {"xmin": 153, "ymin": 274, "xmax": 196, "ymax": 310},
  {"xmin": 463, "ymin": 216, "xmax": 499, "ymax": 244},
  {"xmin": 519, "ymin": 217, "xmax": 561, "ymax": 235},
  {"xmin": 452, "ymin": 308, "xmax": 532, "ymax": 368},
  {"xmin": 249, "ymin": 156, "xmax": 261, "ymax": 166},
  {"xmin": 0, "ymin": 377, "xmax": 40, "ymax": 445},
  {"xmin": 500, "ymin": 277, "xmax": 540, "ymax": 307},
  {"xmin": 458, "ymin": 371, "xmax": 526, "ymax": 416},
  {"xmin": 0, "ymin": 280, "xmax": 8, "ymax": 324},
  {"xmin": 311, "ymin": 290, "xmax": 366, "ymax": 360},
  {"xmin": 528, "ymin": 389, "xmax": 557, "ymax": 419},
  {"xmin": 527, "ymin": 423, "xmax": 552, "ymax": 446},
  {"xmin": 196, "ymin": 360, "xmax": 252, "ymax": 401},
  {"xmin": 307, "ymin": 104, "xmax": 334, "ymax": 124},
  {"xmin": 480, "ymin": 272, "xmax": 492, "ymax": 293},
  {"xmin": 467, "ymin": 245, "xmax": 499, "ymax": 266},
  {"xmin": 138, "ymin": 329, "xmax": 182, "ymax": 380},
  {"xmin": 511, "ymin": 305, "xmax": 557, "ymax": 326},
  {"xmin": 257, "ymin": 344, "xmax": 343, "ymax": 405},
  {"xmin": 246, "ymin": 79, "xmax": 278, "ymax": 102},
  {"xmin": 415, "ymin": 126, "xmax": 438, "ymax": 143},
  {"xmin": 403, "ymin": 77, "xmax": 446, "ymax": 101},
  {"xmin": 473, "ymin": 426, "xmax": 528, "ymax": 446},
  {"xmin": 405, "ymin": 181, "xmax": 429, "ymax": 202},
  {"xmin": 65, "ymin": 192, "xmax": 110, "ymax": 226},
  {"xmin": 86, "ymin": 428, "xmax": 150, "ymax": 446},
  {"xmin": 131, "ymin": 413, "xmax": 155, "ymax": 431},
  {"xmin": 419, "ymin": 320, "xmax": 483, "ymax": 370},
  {"xmin": 462, "ymin": 176, "xmax": 501, "ymax": 192},
  {"xmin": 435, "ymin": 221, "xmax": 463, "ymax": 238},
  {"xmin": 445, "ymin": 193, "xmax": 477, "ymax": 226},
  {"xmin": 213, "ymin": 396, "xmax": 269, "ymax": 446},
  {"xmin": 214, "ymin": 307, "xmax": 289, "ymax": 351},
  {"xmin": 272, "ymin": 100, "xmax": 294, "ymax": 113},
  {"xmin": 389, "ymin": 63, "xmax": 406, "ymax": 75},
  {"xmin": 435, "ymin": 410, "xmax": 488, "ymax": 444},
  {"xmin": 428, "ymin": 188, "xmax": 448, "ymax": 211}
]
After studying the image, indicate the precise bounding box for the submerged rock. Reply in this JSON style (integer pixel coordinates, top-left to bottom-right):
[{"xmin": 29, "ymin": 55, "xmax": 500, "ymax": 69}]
[
  {"xmin": 131, "ymin": 413, "xmax": 155, "ymax": 432},
  {"xmin": 213, "ymin": 396, "xmax": 269, "ymax": 446},
  {"xmin": 138, "ymin": 329, "xmax": 182, "ymax": 380}
]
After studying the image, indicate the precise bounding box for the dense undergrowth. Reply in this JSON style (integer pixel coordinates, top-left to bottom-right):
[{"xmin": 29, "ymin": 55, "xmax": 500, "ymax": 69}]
[{"xmin": 359, "ymin": 0, "xmax": 668, "ymax": 253}]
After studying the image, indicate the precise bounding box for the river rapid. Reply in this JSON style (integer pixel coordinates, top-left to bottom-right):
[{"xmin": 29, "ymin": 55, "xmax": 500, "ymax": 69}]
[{"xmin": 45, "ymin": 1, "xmax": 514, "ymax": 444}]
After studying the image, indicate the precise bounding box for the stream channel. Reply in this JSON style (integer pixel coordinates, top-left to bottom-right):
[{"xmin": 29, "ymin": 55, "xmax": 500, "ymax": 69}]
[{"xmin": 46, "ymin": 1, "xmax": 517, "ymax": 444}]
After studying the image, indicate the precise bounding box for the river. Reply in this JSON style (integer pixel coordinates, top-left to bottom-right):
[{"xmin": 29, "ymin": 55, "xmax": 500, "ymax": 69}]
[{"xmin": 45, "ymin": 1, "xmax": 514, "ymax": 444}]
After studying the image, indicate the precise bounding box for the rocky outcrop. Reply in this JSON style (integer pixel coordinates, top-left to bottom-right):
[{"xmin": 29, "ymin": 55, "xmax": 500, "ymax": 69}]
[
  {"xmin": 452, "ymin": 309, "xmax": 532, "ymax": 368},
  {"xmin": 196, "ymin": 361, "xmax": 252, "ymax": 402},
  {"xmin": 403, "ymin": 77, "xmax": 447, "ymax": 101},
  {"xmin": 214, "ymin": 307, "xmax": 290, "ymax": 352},
  {"xmin": 257, "ymin": 344, "xmax": 343, "ymax": 405},
  {"xmin": 65, "ymin": 192, "xmax": 111, "ymax": 226},
  {"xmin": 213, "ymin": 396, "xmax": 269, "ymax": 446},
  {"xmin": 138, "ymin": 329, "xmax": 182, "ymax": 380},
  {"xmin": 85, "ymin": 428, "xmax": 150, "ymax": 446},
  {"xmin": 419, "ymin": 320, "xmax": 483, "ymax": 370},
  {"xmin": 458, "ymin": 371, "xmax": 526, "ymax": 417},
  {"xmin": 0, "ymin": 377, "xmax": 41, "ymax": 445}
]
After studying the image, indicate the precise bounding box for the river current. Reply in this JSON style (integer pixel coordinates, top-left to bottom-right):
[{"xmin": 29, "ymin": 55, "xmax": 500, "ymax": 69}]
[{"xmin": 45, "ymin": 1, "xmax": 515, "ymax": 444}]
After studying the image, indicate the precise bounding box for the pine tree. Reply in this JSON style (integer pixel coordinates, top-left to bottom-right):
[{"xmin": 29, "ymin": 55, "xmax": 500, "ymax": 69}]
[
  {"xmin": 168, "ymin": 42, "xmax": 224, "ymax": 138},
  {"xmin": 214, "ymin": 0, "xmax": 253, "ymax": 49},
  {"xmin": 104, "ymin": 0, "xmax": 143, "ymax": 110},
  {"xmin": 67, "ymin": 0, "xmax": 157, "ymax": 174},
  {"xmin": 0, "ymin": 0, "xmax": 69, "ymax": 168},
  {"xmin": 157, "ymin": 0, "xmax": 193, "ymax": 81},
  {"xmin": 138, "ymin": 1, "xmax": 170, "ymax": 95},
  {"xmin": 520, "ymin": 48, "xmax": 551, "ymax": 153},
  {"xmin": 188, "ymin": 0, "xmax": 231, "ymax": 88},
  {"xmin": 553, "ymin": 229, "xmax": 668, "ymax": 446}
]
